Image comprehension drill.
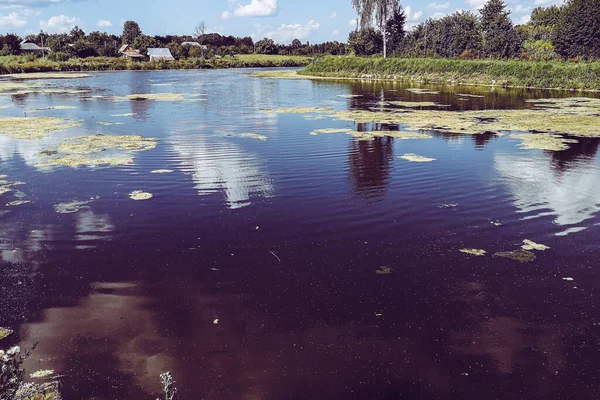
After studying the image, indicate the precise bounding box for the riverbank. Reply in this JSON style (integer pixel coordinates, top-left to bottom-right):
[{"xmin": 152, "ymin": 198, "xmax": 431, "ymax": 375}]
[
  {"xmin": 297, "ymin": 56, "xmax": 600, "ymax": 92},
  {"xmin": 0, "ymin": 54, "xmax": 311, "ymax": 75}
]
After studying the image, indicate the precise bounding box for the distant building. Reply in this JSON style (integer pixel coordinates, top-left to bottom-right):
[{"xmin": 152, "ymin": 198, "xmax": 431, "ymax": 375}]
[
  {"xmin": 20, "ymin": 40, "xmax": 49, "ymax": 55},
  {"xmin": 119, "ymin": 44, "xmax": 144, "ymax": 60},
  {"xmin": 182, "ymin": 42, "xmax": 207, "ymax": 51},
  {"xmin": 147, "ymin": 48, "xmax": 175, "ymax": 61}
]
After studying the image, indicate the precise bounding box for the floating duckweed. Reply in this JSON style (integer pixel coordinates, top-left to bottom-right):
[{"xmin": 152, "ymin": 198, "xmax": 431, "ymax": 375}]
[
  {"xmin": 0, "ymin": 327, "xmax": 13, "ymax": 339},
  {"xmin": 0, "ymin": 175, "xmax": 6, "ymax": 179},
  {"xmin": 240, "ymin": 133, "xmax": 268, "ymax": 141},
  {"xmin": 522, "ymin": 239, "xmax": 550, "ymax": 251},
  {"xmin": 509, "ymin": 133, "xmax": 578, "ymax": 151},
  {"xmin": 494, "ymin": 250, "xmax": 536, "ymax": 263},
  {"xmin": 31, "ymin": 106, "xmax": 77, "ymax": 111},
  {"xmin": 460, "ymin": 249, "xmax": 487, "ymax": 256},
  {"xmin": 407, "ymin": 88, "xmax": 440, "ymax": 95},
  {"xmin": 6, "ymin": 200, "xmax": 30, "ymax": 207},
  {"xmin": 399, "ymin": 153, "xmax": 436, "ymax": 162},
  {"xmin": 54, "ymin": 200, "xmax": 92, "ymax": 214},
  {"xmin": 270, "ymin": 106, "xmax": 333, "ymax": 114},
  {"xmin": 30, "ymin": 370, "xmax": 55, "ymax": 379},
  {"xmin": 97, "ymin": 121, "xmax": 124, "ymax": 126},
  {"xmin": 5, "ymin": 72, "xmax": 90, "ymax": 80},
  {"xmin": 376, "ymin": 266, "xmax": 393, "ymax": 275},
  {"xmin": 387, "ymin": 101, "xmax": 437, "ymax": 107},
  {"xmin": 310, "ymin": 128, "xmax": 353, "ymax": 136},
  {"xmin": 348, "ymin": 130, "xmax": 432, "ymax": 140},
  {"xmin": 303, "ymin": 115, "xmax": 326, "ymax": 120},
  {"xmin": 0, "ymin": 117, "xmax": 81, "ymax": 140},
  {"xmin": 58, "ymin": 135, "xmax": 157, "ymax": 154},
  {"xmin": 40, "ymin": 154, "xmax": 134, "ymax": 167},
  {"xmin": 129, "ymin": 190, "xmax": 153, "ymax": 201},
  {"xmin": 151, "ymin": 169, "xmax": 174, "ymax": 174}
]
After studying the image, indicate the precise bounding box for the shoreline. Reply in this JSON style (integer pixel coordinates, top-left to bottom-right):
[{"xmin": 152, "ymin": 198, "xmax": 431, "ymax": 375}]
[{"xmin": 286, "ymin": 56, "xmax": 600, "ymax": 93}]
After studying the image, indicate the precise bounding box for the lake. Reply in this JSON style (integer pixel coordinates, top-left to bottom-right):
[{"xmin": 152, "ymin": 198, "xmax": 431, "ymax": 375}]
[{"xmin": 1, "ymin": 69, "xmax": 599, "ymax": 400}]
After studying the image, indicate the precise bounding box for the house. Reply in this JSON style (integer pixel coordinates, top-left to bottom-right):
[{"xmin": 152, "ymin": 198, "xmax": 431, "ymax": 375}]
[
  {"xmin": 119, "ymin": 44, "xmax": 144, "ymax": 60},
  {"xmin": 20, "ymin": 40, "xmax": 49, "ymax": 55},
  {"xmin": 147, "ymin": 48, "xmax": 175, "ymax": 61},
  {"xmin": 182, "ymin": 42, "xmax": 207, "ymax": 51}
]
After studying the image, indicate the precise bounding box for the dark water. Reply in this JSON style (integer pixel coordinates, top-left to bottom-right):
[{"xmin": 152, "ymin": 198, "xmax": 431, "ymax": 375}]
[{"xmin": 1, "ymin": 69, "xmax": 600, "ymax": 400}]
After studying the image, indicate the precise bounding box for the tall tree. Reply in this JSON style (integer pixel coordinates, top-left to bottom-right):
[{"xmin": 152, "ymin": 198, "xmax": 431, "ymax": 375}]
[
  {"xmin": 385, "ymin": 5, "xmax": 406, "ymax": 55},
  {"xmin": 122, "ymin": 20, "xmax": 142, "ymax": 45},
  {"xmin": 193, "ymin": 21, "xmax": 207, "ymax": 58},
  {"xmin": 480, "ymin": 0, "xmax": 519, "ymax": 58},
  {"xmin": 355, "ymin": 0, "xmax": 400, "ymax": 57},
  {"xmin": 555, "ymin": 0, "xmax": 600, "ymax": 59},
  {"xmin": 351, "ymin": 0, "xmax": 363, "ymax": 30}
]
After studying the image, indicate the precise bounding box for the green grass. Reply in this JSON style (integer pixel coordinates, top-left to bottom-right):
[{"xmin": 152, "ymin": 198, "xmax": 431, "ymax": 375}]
[
  {"xmin": 0, "ymin": 54, "xmax": 312, "ymax": 75},
  {"xmin": 300, "ymin": 56, "xmax": 600, "ymax": 91}
]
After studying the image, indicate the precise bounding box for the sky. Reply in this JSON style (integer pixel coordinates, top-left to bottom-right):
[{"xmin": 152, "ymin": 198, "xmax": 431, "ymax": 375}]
[{"xmin": 0, "ymin": 0, "xmax": 564, "ymax": 43}]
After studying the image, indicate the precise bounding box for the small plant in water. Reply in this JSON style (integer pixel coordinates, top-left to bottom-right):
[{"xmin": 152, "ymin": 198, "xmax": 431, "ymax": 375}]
[{"xmin": 157, "ymin": 372, "xmax": 177, "ymax": 400}]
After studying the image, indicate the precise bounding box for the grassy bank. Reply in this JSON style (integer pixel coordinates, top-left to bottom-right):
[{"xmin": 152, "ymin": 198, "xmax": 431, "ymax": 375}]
[
  {"xmin": 299, "ymin": 56, "xmax": 600, "ymax": 91},
  {"xmin": 0, "ymin": 54, "xmax": 311, "ymax": 75}
]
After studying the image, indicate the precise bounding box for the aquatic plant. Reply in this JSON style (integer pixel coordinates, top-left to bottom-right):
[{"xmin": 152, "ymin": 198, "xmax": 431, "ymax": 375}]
[
  {"xmin": 406, "ymin": 89, "xmax": 440, "ymax": 95},
  {"xmin": 509, "ymin": 134, "xmax": 578, "ymax": 151},
  {"xmin": 123, "ymin": 93, "xmax": 206, "ymax": 102},
  {"xmin": 0, "ymin": 328, "xmax": 12, "ymax": 340},
  {"xmin": 310, "ymin": 128, "xmax": 353, "ymax": 136},
  {"xmin": 54, "ymin": 200, "xmax": 92, "ymax": 214},
  {"xmin": 494, "ymin": 250, "xmax": 536, "ymax": 263},
  {"xmin": 157, "ymin": 372, "xmax": 177, "ymax": 400},
  {"xmin": 6, "ymin": 72, "xmax": 90, "ymax": 80},
  {"xmin": 399, "ymin": 153, "xmax": 436, "ymax": 162},
  {"xmin": 0, "ymin": 179, "xmax": 25, "ymax": 196},
  {"xmin": 129, "ymin": 191, "xmax": 153, "ymax": 201},
  {"xmin": 376, "ymin": 266, "xmax": 393, "ymax": 275},
  {"xmin": 0, "ymin": 118, "xmax": 80, "ymax": 140},
  {"xmin": 6, "ymin": 200, "xmax": 30, "ymax": 207},
  {"xmin": 240, "ymin": 133, "xmax": 268, "ymax": 141},
  {"xmin": 460, "ymin": 249, "xmax": 487, "ymax": 256},
  {"xmin": 386, "ymin": 101, "xmax": 438, "ymax": 107},
  {"xmin": 521, "ymin": 239, "xmax": 550, "ymax": 251},
  {"xmin": 269, "ymin": 106, "xmax": 333, "ymax": 114},
  {"xmin": 29, "ymin": 370, "xmax": 54, "ymax": 379},
  {"xmin": 151, "ymin": 169, "xmax": 174, "ymax": 174}
]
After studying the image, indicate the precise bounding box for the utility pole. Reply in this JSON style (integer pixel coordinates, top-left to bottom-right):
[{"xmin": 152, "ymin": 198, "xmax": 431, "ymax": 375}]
[{"xmin": 41, "ymin": 35, "xmax": 45, "ymax": 58}]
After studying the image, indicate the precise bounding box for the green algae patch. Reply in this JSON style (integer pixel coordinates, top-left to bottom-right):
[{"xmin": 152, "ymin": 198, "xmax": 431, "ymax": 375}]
[
  {"xmin": 376, "ymin": 266, "xmax": 393, "ymax": 275},
  {"xmin": 522, "ymin": 239, "xmax": 550, "ymax": 251},
  {"xmin": 58, "ymin": 134, "xmax": 157, "ymax": 154},
  {"xmin": 240, "ymin": 133, "xmax": 268, "ymax": 141},
  {"xmin": 5, "ymin": 72, "xmax": 90, "ymax": 80},
  {"xmin": 0, "ymin": 117, "xmax": 81, "ymax": 140},
  {"xmin": 460, "ymin": 249, "xmax": 487, "ymax": 256},
  {"xmin": 6, "ymin": 200, "xmax": 30, "ymax": 207},
  {"xmin": 250, "ymin": 70, "xmax": 325, "ymax": 80},
  {"xmin": 348, "ymin": 130, "xmax": 432, "ymax": 140},
  {"xmin": 270, "ymin": 106, "xmax": 333, "ymax": 114},
  {"xmin": 399, "ymin": 153, "xmax": 436, "ymax": 162},
  {"xmin": 494, "ymin": 250, "xmax": 536, "ymax": 263},
  {"xmin": 31, "ymin": 106, "xmax": 77, "ymax": 111},
  {"xmin": 509, "ymin": 133, "xmax": 578, "ymax": 151},
  {"xmin": 40, "ymin": 154, "xmax": 134, "ymax": 167},
  {"xmin": 0, "ymin": 179, "xmax": 25, "ymax": 196},
  {"xmin": 310, "ymin": 128, "xmax": 353, "ymax": 136},
  {"xmin": 30, "ymin": 370, "xmax": 55, "ymax": 379},
  {"xmin": 129, "ymin": 190, "xmax": 153, "ymax": 200},
  {"xmin": 407, "ymin": 89, "xmax": 440, "ymax": 95},
  {"xmin": 54, "ymin": 200, "xmax": 92, "ymax": 214},
  {"xmin": 151, "ymin": 169, "xmax": 174, "ymax": 174},
  {"xmin": 387, "ymin": 101, "xmax": 438, "ymax": 108},
  {"xmin": 0, "ymin": 327, "xmax": 13, "ymax": 339},
  {"xmin": 97, "ymin": 121, "xmax": 124, "ymax": 126}
]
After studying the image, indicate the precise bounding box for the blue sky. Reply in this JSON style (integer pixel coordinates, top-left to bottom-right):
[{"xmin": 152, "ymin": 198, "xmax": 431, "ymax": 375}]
[{"xmin": 0, "ymin": 0, "xmax": 564, "ymax": 43}]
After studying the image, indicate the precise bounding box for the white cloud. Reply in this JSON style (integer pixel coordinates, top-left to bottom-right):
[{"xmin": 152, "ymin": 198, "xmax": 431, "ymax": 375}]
[
  {"xmin": 97, "ymin": 19, "xmax": 112, "ymax": 27},
  {"xmin": 265, "ymin": 19, "xmax": 320, "ymax": 43},
  {"xmin": 0, "ymin": 12, "xmax": 26, "ymax": 28},
  {"xmin": 223, "ymin": 0, "xmax": 279, "ymax": 18},
  {"xmin": 349, "ymin": 18, "xmax": 357, "ymax": 27},
  {"xmin": 332, "ymin": 30, "xmax": 339, "ymax": 36},
  {"xmin": 428, "ymin": 2, "xmax": 450, "ymax": 10},
  {"xmin": 331, "ymin": 11, "xmax": 337, "ymax": 18},
  {"xmin": 40, "ymin": 14, "xmax": 79, "ymax": 33}
]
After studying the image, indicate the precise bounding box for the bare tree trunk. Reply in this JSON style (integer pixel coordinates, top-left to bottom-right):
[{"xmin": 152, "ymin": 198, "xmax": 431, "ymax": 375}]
[{"xmin": 383, "ymin": 28, "xmax": 387, "ymax": 58}]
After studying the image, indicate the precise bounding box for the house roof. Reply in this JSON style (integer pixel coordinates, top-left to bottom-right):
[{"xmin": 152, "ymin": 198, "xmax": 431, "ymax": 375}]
[
  {"xmin": 20, "ymin": 40, "xmax": 43, "ymax": 51},
  {"xmin": 119, "ymin": 44, "xmax": 130, "ymax": 53},
  {"xmin": 148, "ymin": 48, "xmax": 175, "ymax": 61}
]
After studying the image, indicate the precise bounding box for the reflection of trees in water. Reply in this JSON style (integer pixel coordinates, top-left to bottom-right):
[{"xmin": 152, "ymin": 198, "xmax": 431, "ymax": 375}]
[
  {"xmin": 348, "ymin": 123, "xmax": 394, "ymax": 199},
  {"xmin": 472, "ymin": 132, "xmax": 497, "ymax": 150},
  {"xmin": 549, "ymin": 137, "xmax": 600, "ymax": 172},
  {"xmin": 129, "ymin": 98, "xmax": 151, "ymax": 121}
]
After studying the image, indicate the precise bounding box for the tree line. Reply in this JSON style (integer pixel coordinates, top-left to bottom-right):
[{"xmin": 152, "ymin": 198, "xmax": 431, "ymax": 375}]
[
  {"xmin": 0, "ymin": 20, "xmax": 347, "ymax": 61},
  {"xmin": 349, "ymin": 0, "xmax": 600, "ymax": 61}
]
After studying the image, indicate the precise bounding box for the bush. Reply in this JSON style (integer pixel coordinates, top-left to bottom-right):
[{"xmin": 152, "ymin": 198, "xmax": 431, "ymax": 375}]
[{"xmin": 48, "ymin": 52, "xmax": 69, "ymax": 62}]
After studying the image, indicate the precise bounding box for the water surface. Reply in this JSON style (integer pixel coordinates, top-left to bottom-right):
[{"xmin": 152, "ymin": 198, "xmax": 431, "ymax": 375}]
[{"xmin": 1, "ymin": 69, "xmax": 600, "ymax": 400}]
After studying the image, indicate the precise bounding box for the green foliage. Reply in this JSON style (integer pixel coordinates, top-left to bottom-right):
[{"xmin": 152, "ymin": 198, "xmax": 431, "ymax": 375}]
[
  {"xmin": 122, "ymin": 20, "xmax": 142, "ymax": 45},
  {"xmin": 255, "ymin": 38, "xmax": 277, "ymax": 55},
  {"xmin": 555, "ymin": 0, "xmax": 600, "ymax": 59},
  {"xmin": 0, "ymin": 34, "xmax": 22, "ymax": 55},
  {"xmin": 522, "ymin": 39, "xmax": 558, "ymax": 61},
  {"xmin": 133, "ymin": 34, "xmax": 159, "ymax": 55},
  {"xmin": 301, "ymin": 56, "xmax": 600, "ymax": 91},
  {"xmin": 348, "ymin": 28, "xmax": 383, "ymax": 56},
  {"xmin": 480, "ymin": 0, "xmax": 521, "ymax": 58},
  {"xmin": 385, "ymin": 6, "xmax": 406, "ymax": 54},
  {"xmin": 47, "ymin": 52, "xmax": 69, "ymax": 62}
]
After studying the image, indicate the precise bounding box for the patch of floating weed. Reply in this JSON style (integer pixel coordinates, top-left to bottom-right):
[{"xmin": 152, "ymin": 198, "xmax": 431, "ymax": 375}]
[
  {"xmin": 269, "ymin": 106, "xmax": 333, "ymax": 114},
  {"xmin": 5, "ymin": 72, "xmax": 90, "ymax": 80},
  {"xmin": 521, "ymin": 239, "xmax": 550, "ymax": 251},
  {"xmin": 58, "ymin": 134, "xmax": 157, "ymax": 154},
  {"xmin": 54, "ymin": 200, "xmax": 91, "ymax": 214},
  {"xmin": 123, "ymin": 93, "xmax": 206, "ymax": 102},
  {"xmin": 129, "ymin": 190, "xmax": 153, "ymax": 200},
  {"xmin": 457, "ymin": 93, "xmax": 485, "ymax": 98},
  {"xmin": 303, "ymin": 115, "xmax": 326, "ymax": 120},
  {"xmin": 240, "ymin": 133, "xmax": 268, "ymax": 141},
  {"xmin": 376, "ymin": 266, "xmax": 393, "ymax": 275},
  {"xmin": 151, "ymin": 169, "xmax": 174, "ymax": 174},
  {"xmin": 494, "ymin": 250, "xmax": 536, "ymax": 263},
  {"xmin": 30, "ymin": 370, "xmax": 55, "ymax": 379},
  {"xmin": 399, "ymin": 153, "xmax": 436, "ymax": 162},
  {"xmin": 0, "ymin": 174, "xmax": 6, "ymax": 179},
  {"xmin": 509, "ymin": 133, "xmax": 578, "ymax": 151},
  {"xmin": 96, "ymin": 121, "xmax": 124, "ymax": 126},
  {"xmin": 387, "ymin": 101, "xmax": 437, "ymax": 107},
  {"xmin": 310, "ymin": 128, "xmax": 353, "ymax": 136},
  {"xmin": 0, "ymin": 179, "xmax": 25, "ymax": 196},
  {"xmin": 111, "ymin": 113, "xmax": 135, "ymax": 117},
  {"xmin": 40, "ymin": 154, "xmax": 134, "ymax": 167},
  {"xmin": 0, "ymin": 327, "xmax": 13, "ymax": 339},
  {"xmin": 348, "ymin": 130, "xmax": 432, "ymax": 140},
  {"xmin": 0, "ymin": 117, "xmax": 80, "ymax": 140},
  {"xmin": 31, "ymin": 106, "xmax": 77, "ymax": 111},
  {"xmin": 407, "ymin": 88, "xmax": 440, "ymax": 95},
  {"xmin": 460, "ymin": 249, "xmax": 487, "ymax": 256},
  {"xmin": 6, "ymin": 200, "xmax": 30, "ymax": 207},
  {"xmin": 563, "ymin": 277, "xmax": 575, "ymax": 282}
]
